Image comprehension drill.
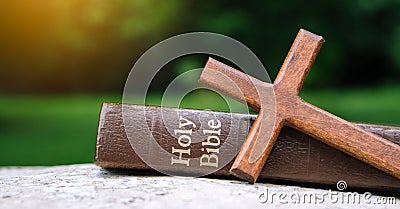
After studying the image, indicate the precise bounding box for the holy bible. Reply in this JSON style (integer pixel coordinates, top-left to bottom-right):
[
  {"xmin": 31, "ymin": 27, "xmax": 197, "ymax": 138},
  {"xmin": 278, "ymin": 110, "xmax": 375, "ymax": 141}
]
[{"xmin": 95, "ymin": 103, "xmax": 400, "ymax": 194}]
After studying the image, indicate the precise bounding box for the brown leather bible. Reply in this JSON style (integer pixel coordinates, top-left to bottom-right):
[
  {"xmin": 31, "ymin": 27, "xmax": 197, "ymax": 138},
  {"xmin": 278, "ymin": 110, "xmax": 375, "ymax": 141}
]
[{"xmin": 95, "ymin": 103, "xmax": 400, "ymax": 194}]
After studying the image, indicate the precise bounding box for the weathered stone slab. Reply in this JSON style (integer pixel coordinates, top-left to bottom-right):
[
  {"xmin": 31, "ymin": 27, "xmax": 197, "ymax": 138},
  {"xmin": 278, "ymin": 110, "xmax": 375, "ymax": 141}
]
[{"xmin": 0, "ymin": 164, "xmax": 398, "ymax": 209}]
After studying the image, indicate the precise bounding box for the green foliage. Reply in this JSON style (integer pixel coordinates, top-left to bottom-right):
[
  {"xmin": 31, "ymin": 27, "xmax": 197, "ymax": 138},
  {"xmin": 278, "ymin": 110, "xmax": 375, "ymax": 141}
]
[
  {"xmin": 1, "ymin": 0, "xmax": 399, "ymax": 92},
  {"xmin": 184, "ymin": 0, "xmax": 400, "ymax": 88},
  {"xmin": 0, "ymin": 86, "xmax": 399, "ymax": 166},
  {"xmin": 0, "ymin": 0, "xmax": 399, "ymax": 166},
  {"xmin": 0, "ymin": 95, "xmax": 121, "ymax": 165}
]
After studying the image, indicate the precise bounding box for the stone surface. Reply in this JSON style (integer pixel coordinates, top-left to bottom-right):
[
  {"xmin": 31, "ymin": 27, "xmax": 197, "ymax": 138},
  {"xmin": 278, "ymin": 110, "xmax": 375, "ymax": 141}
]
[{"xmin": 0, "ymin": 164, "xmax": 398, "ymax": 209}]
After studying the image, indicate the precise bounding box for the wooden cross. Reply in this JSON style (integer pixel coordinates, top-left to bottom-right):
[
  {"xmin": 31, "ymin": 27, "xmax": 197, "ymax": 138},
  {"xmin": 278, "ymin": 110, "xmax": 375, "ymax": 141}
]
[{"xmin": 198, "ymin": 29, "xmax": 400, "ymax": 183}]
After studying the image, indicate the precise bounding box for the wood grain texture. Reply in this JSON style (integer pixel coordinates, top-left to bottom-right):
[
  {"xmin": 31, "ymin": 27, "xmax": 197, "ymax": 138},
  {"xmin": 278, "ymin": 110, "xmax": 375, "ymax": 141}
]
[
  {"xmin": 198, "ymin": 29, "xmax": 400, "ymax": 183},
  {"xmin": 95, "ymin": 103, "xmax": 400, "ymax": 194}
]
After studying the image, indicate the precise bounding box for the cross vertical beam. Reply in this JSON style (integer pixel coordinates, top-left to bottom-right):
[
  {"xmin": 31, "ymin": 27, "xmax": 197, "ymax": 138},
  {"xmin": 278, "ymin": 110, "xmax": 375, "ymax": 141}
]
[{"xmin": 199, "ymin": 29, "xmax": 400, "ymax": 183}]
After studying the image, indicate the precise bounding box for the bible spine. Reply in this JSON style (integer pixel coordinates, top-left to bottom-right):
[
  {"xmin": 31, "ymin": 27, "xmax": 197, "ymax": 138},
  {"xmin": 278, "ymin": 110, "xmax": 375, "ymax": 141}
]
[{"xmin": 95, "ymin": 103, "xmax": 400, "ymax": 194}]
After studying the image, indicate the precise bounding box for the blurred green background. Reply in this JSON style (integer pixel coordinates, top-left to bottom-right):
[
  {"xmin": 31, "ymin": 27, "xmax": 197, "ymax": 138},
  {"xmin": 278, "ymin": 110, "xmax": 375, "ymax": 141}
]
[{"xmin": 0, "ymin": 0, "xmax": 399, "ymax": 166}]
